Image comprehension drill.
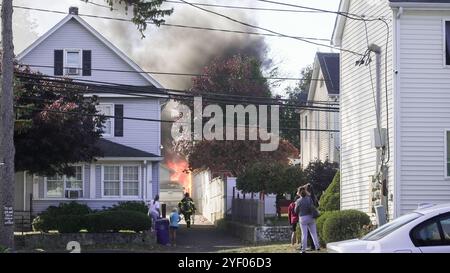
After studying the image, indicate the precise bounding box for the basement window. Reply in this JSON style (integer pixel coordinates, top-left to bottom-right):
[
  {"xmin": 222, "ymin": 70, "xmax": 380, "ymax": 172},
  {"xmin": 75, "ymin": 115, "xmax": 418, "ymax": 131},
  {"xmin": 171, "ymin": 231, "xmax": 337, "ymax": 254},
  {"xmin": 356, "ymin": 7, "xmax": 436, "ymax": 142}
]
[{"xmin": 446, "ymin": 22, "xmax": 450, "ymax": 66}]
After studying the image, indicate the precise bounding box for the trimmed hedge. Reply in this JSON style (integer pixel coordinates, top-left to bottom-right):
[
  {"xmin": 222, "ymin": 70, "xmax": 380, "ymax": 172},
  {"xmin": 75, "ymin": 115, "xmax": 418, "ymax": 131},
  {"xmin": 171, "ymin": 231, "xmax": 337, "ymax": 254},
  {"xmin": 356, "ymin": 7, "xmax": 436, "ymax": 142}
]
[
  {"xmin": 33, "ymin": 202, "xmax": 92, "ymax": 233},
  {"xmin": 322, "ymin": 210, "xmax": 371, "ymax": 244},
  {"xmin": 107, "ymin": 201, "xmax": 149, "ymax": 214},
  {"xmin": 319, "ymin": 172, "xmax": 340, "ymax": 212},
  {"xmin": 84, "ymin": 210, "xmax": 151, "ymax": 233},
  {"xmin": 40, "ymin": 202, "xmax": 92, "ymax": 217},
  {"xmin": 33, "ymin": 202, "xmax": 151, "ymax": 233},
  {"xmin": 33, "ymin": 215, "xmax": 85, "ymax": 233}
]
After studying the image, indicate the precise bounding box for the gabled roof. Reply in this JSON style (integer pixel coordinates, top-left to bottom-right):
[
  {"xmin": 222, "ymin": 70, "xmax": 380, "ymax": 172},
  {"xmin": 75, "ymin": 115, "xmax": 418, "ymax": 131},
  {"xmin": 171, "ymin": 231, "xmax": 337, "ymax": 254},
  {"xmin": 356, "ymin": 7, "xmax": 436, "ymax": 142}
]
[
  {"xmin": 96, "ymin": 139, "xmax": 162, "ymax": 160},
  {"xmin": 17, "ymin": 12, "xmax": 163, "ymax": 89},
  {"xmin": 307, "ymin": 52, "xmax": 340, "ymax": 103},
  {"xmin": 317, "ymin": 53, "xmax": 340, "ymax": 95}
]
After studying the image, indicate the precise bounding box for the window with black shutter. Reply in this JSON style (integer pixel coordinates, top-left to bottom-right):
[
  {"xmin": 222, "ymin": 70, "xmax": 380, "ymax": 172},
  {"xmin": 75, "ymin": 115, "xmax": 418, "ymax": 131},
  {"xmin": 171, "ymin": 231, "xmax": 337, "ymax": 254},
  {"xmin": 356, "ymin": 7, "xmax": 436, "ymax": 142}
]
[
  {"xmin": 54, "ymin": 50, "xmax": 64, "ymax": 75},
  {"xmin": 82, "ymin": 50, "xmax": 91, "ymax": 76},
  {"xmin": 446, "ymin": 21, "xmax": 450, "ymax": 65},
  {"xmin": 114, "ymin": 104, "xmax": 124, "ymax": 137}
]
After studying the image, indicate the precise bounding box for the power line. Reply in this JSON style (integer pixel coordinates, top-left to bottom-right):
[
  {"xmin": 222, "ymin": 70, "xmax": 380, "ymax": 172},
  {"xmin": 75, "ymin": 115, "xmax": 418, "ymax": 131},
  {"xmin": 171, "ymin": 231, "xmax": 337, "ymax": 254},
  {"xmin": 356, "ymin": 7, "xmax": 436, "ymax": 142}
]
[
  {"xmin": 178, "ymin": 0, "xmax": 363, "ymax": 56},
  {"xmin": 15, "ymin": 72, "xmax": 339, "ymax": 110},
  {"xmin": 11, "ymin": 4, "xmax": 330, "ymax": 42},
  {"xmin": 19, "ymin": 64, "xmax": 328, "ymax": 82},
  {"xmin": 162, "ymin": 0, "xmax": 323, "ymax": 13},
  {"xmin": 255, "ymin": 0, "xmax": 382, "ymax": 20},
  {"xmin": 14, "ymin": 105, "xmax": 339, "ymax": 132}
]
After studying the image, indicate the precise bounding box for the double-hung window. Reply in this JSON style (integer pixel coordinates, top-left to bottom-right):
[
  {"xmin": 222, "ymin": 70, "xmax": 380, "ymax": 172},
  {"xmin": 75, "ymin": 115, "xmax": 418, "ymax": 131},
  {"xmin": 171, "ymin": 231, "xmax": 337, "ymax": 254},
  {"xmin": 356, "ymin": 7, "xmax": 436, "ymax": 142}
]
[
  {"xmin": 97, "ymin": 104, "xmax": 114, "ymax": 137},
  {"xmin": 46, "ymin": 166, "xmax": 83, "ymax": 198},
  {"xmin": 65, "ymin": 49, "xmax": 81, "ymax": 75},
  {"xmin": 103, "ymin": 165, "xmax": 140, "ymax": 197}
]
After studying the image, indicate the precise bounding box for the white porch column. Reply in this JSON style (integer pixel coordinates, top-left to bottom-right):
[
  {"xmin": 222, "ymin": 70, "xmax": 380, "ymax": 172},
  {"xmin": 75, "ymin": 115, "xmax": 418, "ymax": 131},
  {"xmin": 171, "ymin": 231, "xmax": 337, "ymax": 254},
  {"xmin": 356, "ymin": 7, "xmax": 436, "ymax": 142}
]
[{"xmin": 146, "ymin": 162, "xmax": 153, "ymax": 200}]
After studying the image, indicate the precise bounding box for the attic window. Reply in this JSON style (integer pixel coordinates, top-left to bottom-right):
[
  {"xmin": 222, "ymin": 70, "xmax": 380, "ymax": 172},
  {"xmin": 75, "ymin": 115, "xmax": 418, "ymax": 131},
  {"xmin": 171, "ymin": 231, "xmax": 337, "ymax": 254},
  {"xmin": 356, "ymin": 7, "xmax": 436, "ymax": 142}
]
[
  {"xmin": 446, "ymin": 21, "xmax": 450, "ymax": 66},
  {"xmin": 65, "ymin": 49, "xmax": 81, "ymax": 75}
]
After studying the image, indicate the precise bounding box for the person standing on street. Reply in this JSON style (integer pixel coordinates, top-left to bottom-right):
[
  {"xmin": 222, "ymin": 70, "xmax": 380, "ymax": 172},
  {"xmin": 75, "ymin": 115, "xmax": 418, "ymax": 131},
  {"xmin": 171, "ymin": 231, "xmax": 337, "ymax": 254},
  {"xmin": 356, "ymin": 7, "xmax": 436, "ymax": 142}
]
[
  {"xmin": 148, "ymin": 194, "xmax": 161, "ymax": 232},
  {"xmin": 295, "ymin": 187, "xmax": 321, "ymax": 253},
  {"xmin": 178, "ymin": 192, "xmax": 196, "ymax": 228},
  {"xmin": 288, "ymin": 195, "xmax": 300, "ymax": 246},
  {"xmin": 169, "ymin": 208, "xmax": 181, "ymax": 246}
]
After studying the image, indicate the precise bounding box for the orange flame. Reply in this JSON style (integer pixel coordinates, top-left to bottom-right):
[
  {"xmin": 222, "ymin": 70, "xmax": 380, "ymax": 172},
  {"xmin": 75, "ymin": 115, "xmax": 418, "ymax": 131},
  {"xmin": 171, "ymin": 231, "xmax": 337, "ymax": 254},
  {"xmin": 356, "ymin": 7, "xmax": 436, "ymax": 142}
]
[{"xmin": 166, "ymin": 160, "xmax": 192, "ymax": 194}]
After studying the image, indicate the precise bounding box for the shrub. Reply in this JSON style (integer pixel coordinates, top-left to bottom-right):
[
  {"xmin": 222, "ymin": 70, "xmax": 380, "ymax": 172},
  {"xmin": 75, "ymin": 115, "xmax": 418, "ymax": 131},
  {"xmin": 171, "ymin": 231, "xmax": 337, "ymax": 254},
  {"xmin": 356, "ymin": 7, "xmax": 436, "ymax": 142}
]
[
  {"xmin": 319, "ymin": 172, "xmax": 340, "ymax": 212},
  {"xmin": 0, "ymin": 245, "xmax": 8, "ymax": 253},
  {"xmin": 33, "ymin": 202, "xmax": 91, "ymax": 233},
  {"xmin": 108, "ymin": 201, "xmax": 149, "ymax": 214},
  {"xmin": 316, "ymin": 211, "xmax": 339, "ymax": 246},
  {"xmin": 85, "ymin": 210, "xmax": 151, "ymax": 233},
  {"xmin": 39, "ymin": 202, "xmax": 92, "ymax": 217},
  {"xmin": 322, "ymin": 210, "xmax": 371, "ymax": 244}
]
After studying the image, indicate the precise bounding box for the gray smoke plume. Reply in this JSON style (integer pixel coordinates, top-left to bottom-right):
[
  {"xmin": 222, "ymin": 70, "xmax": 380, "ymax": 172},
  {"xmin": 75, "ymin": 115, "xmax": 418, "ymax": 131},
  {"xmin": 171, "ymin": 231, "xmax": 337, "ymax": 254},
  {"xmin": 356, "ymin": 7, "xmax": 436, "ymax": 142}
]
[
  {"xmin": 89, "ymin": 2, "xmax": 270, "ymax": 89},
  {"xmin": 86, "ymin": 2, "xmax": 271, "ymax": 159}
]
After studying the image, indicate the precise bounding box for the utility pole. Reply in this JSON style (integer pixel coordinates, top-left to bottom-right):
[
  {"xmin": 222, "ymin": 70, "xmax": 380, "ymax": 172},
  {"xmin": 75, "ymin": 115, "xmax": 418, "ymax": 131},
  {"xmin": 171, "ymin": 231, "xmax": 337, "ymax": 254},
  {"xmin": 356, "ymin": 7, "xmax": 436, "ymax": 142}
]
[
  {"xmin": 0, "ymin": 0, "xmax": 15, "ymax": 250},
  {"xmin": 368, "ymin": 43, "xmax": 389, "ymax": 225}
]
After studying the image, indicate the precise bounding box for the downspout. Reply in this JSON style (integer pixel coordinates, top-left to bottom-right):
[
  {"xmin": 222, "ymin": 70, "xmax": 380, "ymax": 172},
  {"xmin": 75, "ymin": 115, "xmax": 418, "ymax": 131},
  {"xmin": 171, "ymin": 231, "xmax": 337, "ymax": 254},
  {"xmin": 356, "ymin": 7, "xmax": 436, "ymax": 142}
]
[
  {"xmin": 144, "ymin": 160, "xmax": 147, "ymax": 202},
  {"xmin": 393, "ymin": 7, "xmax": 403, "ymax": 218}
]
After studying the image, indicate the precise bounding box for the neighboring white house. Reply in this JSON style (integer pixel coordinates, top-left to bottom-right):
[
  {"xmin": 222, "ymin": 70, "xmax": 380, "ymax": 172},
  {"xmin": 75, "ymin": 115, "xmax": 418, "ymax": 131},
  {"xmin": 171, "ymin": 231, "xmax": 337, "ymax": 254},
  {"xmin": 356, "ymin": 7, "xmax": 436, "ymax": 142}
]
[
  {"xmin": 299, "ymin": 52, "xmax": 340, "ymax": 168},
  {"xmin": 333, "ymin": 0, "xmax": 450, "ymax": 219},
  {"xmin": 192, "ymin": 171, "xmax": 277, "ymax": 224},
  {"xmin": 14, "ymin": 7, "xmax": 166, "ymax": 214}
]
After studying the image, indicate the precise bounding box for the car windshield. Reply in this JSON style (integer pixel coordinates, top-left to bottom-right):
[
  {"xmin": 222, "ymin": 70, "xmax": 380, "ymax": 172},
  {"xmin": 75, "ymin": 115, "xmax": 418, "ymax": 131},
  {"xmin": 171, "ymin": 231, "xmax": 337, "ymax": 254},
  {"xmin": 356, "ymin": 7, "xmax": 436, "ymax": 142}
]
[{"xmin": 362, "ymin": 212, "xmax": 422, "ymax": 241}]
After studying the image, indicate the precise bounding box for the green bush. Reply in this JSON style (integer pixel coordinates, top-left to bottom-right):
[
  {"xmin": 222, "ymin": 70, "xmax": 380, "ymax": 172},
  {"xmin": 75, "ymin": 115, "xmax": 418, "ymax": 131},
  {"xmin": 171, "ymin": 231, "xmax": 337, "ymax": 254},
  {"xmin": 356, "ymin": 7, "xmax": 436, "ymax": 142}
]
[
  {"xmin": 319, "ymin": 171, "xmax": 340, "ymax": 212},
  {"xmin": 40, "ymin": 202, "xmax": 92, "ymax": 217},
  {"xmin": 0, "ymin": 245, "xmax": 8, "ymax": 253},
  {"xmin": 33, "ymin": 214, "xmax": 85, "ymax": 233},
  {"xmin": 322, "ymin": 210, "xmax": 371, "ymax": 244},
  {"xmin": 108, "ymin": 201, "xmax": 149, "ymax": 214},
  {"xmin": 33, "ymin": 202, "xmax": 91, "ymax": 233},
  {"xmin": 316, "ymin": 211, "xmax": 339, "ymax": 246},
  {"xmin": 84, "ymin": 210, "xmax": 151, "ymax": 233}
]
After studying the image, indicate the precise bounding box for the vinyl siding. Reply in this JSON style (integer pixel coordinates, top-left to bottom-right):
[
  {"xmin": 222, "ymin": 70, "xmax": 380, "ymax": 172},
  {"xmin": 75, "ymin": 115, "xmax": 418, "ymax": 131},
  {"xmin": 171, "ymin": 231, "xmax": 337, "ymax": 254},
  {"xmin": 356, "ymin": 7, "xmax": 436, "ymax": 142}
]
[
  {"xmin": 397, "ymin": 10, "xmax": 450, "ymax": 215},
  {"xmin": 300, "ymin": 69, "xmax": 340, "ymax": 167},
  {"xmin": 32, "ymin": 200, "xmax": 124, "ymax": 214},
  {"xmin": 19, "ymin": 17, "xmax": 150, "ymax": 86},
  {"xmin": 99, "ymin": 98, "xmax": 161, "ymax": 155},
  {"xmin": 340, "ymin": 0, "xmax": 395, "ymax": 216}
]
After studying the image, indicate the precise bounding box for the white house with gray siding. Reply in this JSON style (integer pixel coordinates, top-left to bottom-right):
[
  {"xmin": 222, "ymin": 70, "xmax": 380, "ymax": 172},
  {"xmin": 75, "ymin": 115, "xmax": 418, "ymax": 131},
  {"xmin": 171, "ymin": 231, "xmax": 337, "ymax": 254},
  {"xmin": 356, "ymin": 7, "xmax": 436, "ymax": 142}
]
[
  {"xmin": 333, "ymin": 0, "xmax": 450, "ymax": 219},
  {"xmin": 299, "ymin": 52, "xmax": 340, "ymax": 168},
  {"xmin": 15, "ymin": 7, "xmax": 165, "ymax": 214}
]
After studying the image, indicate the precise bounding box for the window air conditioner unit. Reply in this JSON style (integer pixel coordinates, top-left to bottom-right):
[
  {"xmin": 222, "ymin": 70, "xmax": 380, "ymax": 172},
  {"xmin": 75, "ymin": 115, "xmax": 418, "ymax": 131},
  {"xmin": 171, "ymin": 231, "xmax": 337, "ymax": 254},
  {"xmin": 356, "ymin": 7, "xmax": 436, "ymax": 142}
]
[
  {"xmin": 67, "ymin": 67, "xmax": 79, "ymax": 75},
  {"xmin": 66, "ymin": 190, "xmax": 82, "ymax": 199}
]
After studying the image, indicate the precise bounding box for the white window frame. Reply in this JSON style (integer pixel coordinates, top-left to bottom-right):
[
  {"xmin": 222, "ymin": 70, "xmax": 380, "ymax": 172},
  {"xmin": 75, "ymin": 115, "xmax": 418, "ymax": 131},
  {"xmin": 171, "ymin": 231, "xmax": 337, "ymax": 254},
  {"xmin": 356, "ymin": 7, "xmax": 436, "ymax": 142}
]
[
  {"xmin": 64, "ymin": 49, "xmax": 82, "ymax": 76},
  {"xmin": 101, "ymin": 165, "xmax": 141, "ymax": 198},
  {"xmin": 304, "ymin": 115, "xmax": 308, "ymax": 142},
  {"xmin": 445, "ymin": 130, "xmax": 450, "ymax": 179},
  {"xmin": 44, "ymin": 165, "xmax": 84, "ymax": 199},
  {"xmin": 97, "ymin": 103, "xmax": 114, "ymax": 137}
]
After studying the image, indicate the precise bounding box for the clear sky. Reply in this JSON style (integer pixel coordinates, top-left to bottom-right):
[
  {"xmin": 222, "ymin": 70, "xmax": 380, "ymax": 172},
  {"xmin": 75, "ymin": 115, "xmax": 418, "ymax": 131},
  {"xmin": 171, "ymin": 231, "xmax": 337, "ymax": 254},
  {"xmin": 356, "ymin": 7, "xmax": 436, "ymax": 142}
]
[{"xmin": 13, "ymin": 0, "xmax": 341, "ymax": 96}]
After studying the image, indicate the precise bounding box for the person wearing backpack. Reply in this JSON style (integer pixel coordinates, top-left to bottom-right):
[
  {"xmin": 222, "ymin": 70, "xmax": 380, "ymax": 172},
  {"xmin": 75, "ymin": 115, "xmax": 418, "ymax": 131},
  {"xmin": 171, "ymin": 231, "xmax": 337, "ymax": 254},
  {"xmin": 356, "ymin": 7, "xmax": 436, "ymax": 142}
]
[
  {"xmin": 288, "ymin": 195, "xmax": 300, "ymax": 246},
  {"xmin": 295, "ymin": 187, "xmax": 320, "ymax": 253},
  {"xmin": 178, "ymin": 192, "xmax": 196, "ymax": 228}
]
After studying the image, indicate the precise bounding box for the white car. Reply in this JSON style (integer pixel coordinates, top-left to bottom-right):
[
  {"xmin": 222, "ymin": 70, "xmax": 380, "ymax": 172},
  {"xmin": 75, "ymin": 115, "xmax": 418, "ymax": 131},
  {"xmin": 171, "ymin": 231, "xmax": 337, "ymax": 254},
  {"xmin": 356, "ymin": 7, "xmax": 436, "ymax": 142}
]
[{"xmin": 327, "ymin": 203, "xmax": 450, "ymax": 253}]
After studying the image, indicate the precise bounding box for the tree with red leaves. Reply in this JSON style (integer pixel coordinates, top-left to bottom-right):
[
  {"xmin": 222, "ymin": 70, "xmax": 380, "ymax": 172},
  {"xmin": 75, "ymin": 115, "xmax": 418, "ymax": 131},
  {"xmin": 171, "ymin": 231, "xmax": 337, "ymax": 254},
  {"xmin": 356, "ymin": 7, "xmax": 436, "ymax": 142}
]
[{"xmin": 174, "ymin": 55, "xmax": 299, "ymax": 177}]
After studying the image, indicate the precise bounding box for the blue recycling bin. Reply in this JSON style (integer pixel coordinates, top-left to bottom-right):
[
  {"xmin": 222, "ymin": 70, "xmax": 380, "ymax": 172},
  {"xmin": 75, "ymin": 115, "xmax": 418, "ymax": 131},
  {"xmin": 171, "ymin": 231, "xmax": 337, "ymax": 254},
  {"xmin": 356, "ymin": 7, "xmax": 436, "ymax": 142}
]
[{"xmin": 155, "ymin": 218, "xmax": 170, "ymax": 245}]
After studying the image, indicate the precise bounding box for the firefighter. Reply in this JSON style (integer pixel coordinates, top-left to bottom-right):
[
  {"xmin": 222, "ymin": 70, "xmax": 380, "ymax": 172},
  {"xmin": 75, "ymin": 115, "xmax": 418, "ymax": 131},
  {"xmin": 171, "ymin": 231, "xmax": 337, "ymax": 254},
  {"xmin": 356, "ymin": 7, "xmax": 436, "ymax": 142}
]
[{"xmin": 178, "ymin": 192, "xmax": 196, "ymax": 228}]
